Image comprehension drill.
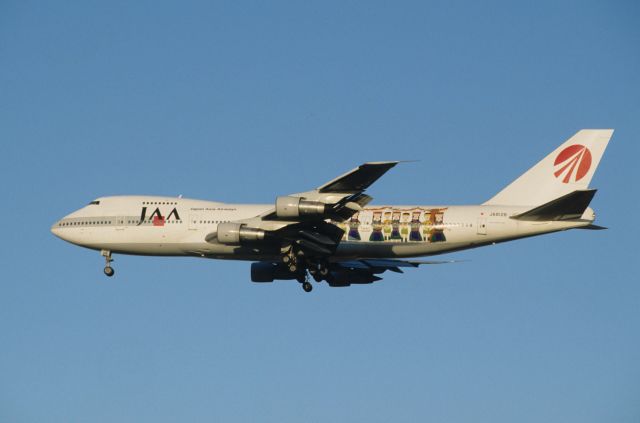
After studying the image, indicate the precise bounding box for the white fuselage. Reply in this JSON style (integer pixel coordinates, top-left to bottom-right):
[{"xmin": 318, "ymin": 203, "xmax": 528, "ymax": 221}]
[{"xmin": 51, "ymin": 195, "xmax": 594, "ymax": 261}]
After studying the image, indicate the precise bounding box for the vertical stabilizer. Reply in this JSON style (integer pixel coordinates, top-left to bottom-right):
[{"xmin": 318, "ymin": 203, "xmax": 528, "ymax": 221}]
[{"xmin": 484, "ymin": 129, "xmax": 613, "ymax": 206}]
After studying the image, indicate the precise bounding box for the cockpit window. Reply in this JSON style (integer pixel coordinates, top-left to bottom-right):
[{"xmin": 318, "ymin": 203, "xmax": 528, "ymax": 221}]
[{"xmin": 88, "ymin": 200, "xmax": 100, "ymax": 205}]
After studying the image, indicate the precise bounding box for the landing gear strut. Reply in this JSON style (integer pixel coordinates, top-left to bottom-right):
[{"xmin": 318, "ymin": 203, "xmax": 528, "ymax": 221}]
[
  {"xmin": 282, "ymin": 246, "xmax": 330, "ymax": 293},
  {"xmin": 308, "ymin": 260, "xmax": 329, "ymax": 281},
  {"xmin": 281, "ymin": 248, "xmax": 299, "ymax": 273},
  {"xmin": 295, "ymin": 270, "xmax": 313, "ymax": 293},
  {"xmin": 282, "ymin": 245, "xmax": 311, "ymax": 275},
  {"xmin": 101, "ymin": 249, "xmax": 114, "ymax": 277},
  {"xmin": 317, "ymin": 260, "xmax": 330, "ymax": 277}
]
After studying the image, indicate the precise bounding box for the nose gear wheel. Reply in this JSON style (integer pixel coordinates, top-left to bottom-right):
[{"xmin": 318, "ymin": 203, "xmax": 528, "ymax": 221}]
[{"xmin": 101, "ymin": 250, "xmax": 114, "ymax": 277}]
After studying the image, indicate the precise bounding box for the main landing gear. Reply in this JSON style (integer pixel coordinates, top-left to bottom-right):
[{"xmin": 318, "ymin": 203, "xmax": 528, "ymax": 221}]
[
  {"xmin": 281, "ymin": 248, "xmax": 300, "ymax": 273},
  {"xmin": 282, "ymin": 246, "xmax": 330, "ymax": 293},
  {"xmin": 101, "ymin": 249, "xmax": 114, "ymax": 277},
  {"xmin": 294, "ymin": 270, "xmax": 313, "ymax": 293},
  {"xmin": 282, "ymin": 246, "xmax": 315, "ymax": 293}
]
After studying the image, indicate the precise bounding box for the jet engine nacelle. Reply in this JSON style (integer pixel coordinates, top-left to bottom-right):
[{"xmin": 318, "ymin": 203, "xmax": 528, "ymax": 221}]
[
  {"xmin": 216, "ymin": 222, "xmax": 265, "ymax": 245},
  {"xmin": 251, "ymin": 262, "xmax": 298, "ymax": 282},
  {"xmin": 275, "ymin": 196, "xmax": 327, "ymax": 218}
]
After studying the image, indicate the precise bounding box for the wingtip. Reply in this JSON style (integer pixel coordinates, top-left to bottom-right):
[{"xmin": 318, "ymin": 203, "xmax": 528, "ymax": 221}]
[
  {"xmin": 577, "ymin": 224, "xmax": 608, "ymax": 230},
  {"xmin": 413, "ymin": 259, "xmax": 468, "ymax": 265},
  {"xmin": 361, "ymin": 161, "xmax": 401, "ymax": 166},
  {"xmin": 361, "ymin": 160, "xmax": 420, "ymax": 166}
]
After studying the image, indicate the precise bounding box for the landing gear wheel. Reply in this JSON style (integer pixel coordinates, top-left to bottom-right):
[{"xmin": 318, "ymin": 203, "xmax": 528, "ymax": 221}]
[
  {"xmin": 288, "ymin": 263, "xmax": 298, "ymax": 273},
  {"xmin": 319, "ymin": 266, "xmax": 329, "ymax": 277},
  {"xmin": 302, "ymin": 281, "xmax": 313, "ymax": 292},
  {"xmin": 101, "ymin": 250, "xmax": 114, "ymax": 277}
]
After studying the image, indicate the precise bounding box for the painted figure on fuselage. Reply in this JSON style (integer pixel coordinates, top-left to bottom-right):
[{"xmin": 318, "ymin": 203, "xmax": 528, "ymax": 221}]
[
  {"xmin": 422, "ymin": 209, "xmax": 434, "ymax": 240},
  {"xmin": 400, "ymin": 212, "xmax": 411, "ymax": 242},
  {"xmin": 369, "ymin": 210, "xmax": 385, "ymax": 242},
  {"xmin": 390, "ymin": 211, "xmax": 402, "ymax": 241},
  {"xmin": 348, "ymin": 212, "xmax": 361, "ymax": 241},
  {"xmin": 427, "ymin": 209, "xmax": 447, "ymax": 242},
  {"xmin": 409, "ymin": 210, "xmax": 423, "ymax": 242},
  {"xmin": 382, "ymin": 211, "xmax": 392, "ymax": 240}
]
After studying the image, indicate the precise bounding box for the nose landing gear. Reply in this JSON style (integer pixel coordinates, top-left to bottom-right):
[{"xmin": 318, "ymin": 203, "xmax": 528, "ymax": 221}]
[{"xmin": 101, "ymin": 250, "xmax": 114, "ymax": 277}]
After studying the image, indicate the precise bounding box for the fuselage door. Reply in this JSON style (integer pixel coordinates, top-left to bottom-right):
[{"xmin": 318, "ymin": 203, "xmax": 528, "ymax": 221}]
[
  {"xmin": 477, "ymin": 217, "xmax": 487, "ymax": 235},
  {"xmin": 189, "ymin": 213, "xmax": 199, "ymax": 230},
  {"xmin": 116, "ymin": 216, "xmax": 125, "ymax": 230}
]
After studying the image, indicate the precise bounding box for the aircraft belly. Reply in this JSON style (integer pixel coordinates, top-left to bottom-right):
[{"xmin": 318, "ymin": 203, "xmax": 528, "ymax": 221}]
[
  {"xmin": 80, "ymin": 242, "xmax": 192, "ymax": 256},
  {"xmin": 334, "ymin": 241, "xmax": 462, "ymax": 259}
]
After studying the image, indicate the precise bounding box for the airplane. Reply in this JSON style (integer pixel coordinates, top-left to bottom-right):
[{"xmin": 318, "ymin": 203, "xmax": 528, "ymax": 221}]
[{"xmin": 51, "ymin": 129, "xmax": 613, "ymax": 292}]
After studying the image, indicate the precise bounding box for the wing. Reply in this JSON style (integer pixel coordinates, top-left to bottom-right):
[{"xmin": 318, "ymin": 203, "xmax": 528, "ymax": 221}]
[
  {"xmin": 268, "ymin": 160, "xmax": 400, "ymax": 222},
  {"xmin": 206, "ymin": 162, "xmax": 400, "ymax": 257},
  {"xmin": 251, "ymin": 258, "xmax": 463, "ymax": 287},
  {"xmin": 328, "ymin": 258, "xmax": 462, "ymax": 286},
  {"xmin": 316, "ymin": 161, "xmax": 400, "ymax": 194}
]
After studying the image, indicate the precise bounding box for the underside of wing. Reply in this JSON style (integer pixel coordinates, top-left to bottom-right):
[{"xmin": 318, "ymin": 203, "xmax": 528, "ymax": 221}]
[
  {"xmin": 250, "ymin": 257, "xmax": 462, "ymax": 287},
  {"xmin": 205, "ymin": 161, "xmax": 401, "ymax": 251},
  {"xmin": 324, "ymin": 258, "xmax": 462, "ymax": 286}
]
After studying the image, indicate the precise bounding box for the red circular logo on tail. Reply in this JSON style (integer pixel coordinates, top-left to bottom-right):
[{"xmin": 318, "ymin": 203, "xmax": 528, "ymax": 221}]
[{"xmin": 554, "ymin": 144, "xmax": 592, "ymax": 183}]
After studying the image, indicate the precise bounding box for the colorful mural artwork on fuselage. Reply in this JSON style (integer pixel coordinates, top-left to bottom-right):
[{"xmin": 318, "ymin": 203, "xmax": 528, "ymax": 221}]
[{"xmin": 333, "ymin": 207, "xmax": 448, "ymax": 243}]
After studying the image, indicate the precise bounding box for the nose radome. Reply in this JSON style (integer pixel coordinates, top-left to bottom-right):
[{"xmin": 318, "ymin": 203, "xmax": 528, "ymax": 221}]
[{"xmin": 51, "ymin": 221, "xmax": 63, "ymax": 238}]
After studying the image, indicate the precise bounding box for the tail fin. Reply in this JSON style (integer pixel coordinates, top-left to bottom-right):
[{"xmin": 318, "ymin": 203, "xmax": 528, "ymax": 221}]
[{"xmin": 484, "ymin": 129, "xmax": 613, "ymax": 206}]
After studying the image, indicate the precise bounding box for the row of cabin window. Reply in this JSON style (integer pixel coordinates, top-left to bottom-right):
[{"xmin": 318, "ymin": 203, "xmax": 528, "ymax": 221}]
[
  {"xmin": 197, "ymin": 220, "xmax": 229, "ymax": 224},
  {"xmin": 127, "ymin": 220, "xmax": 183, "ymax": 224},
  {"xmin": 60, "ymin": 221, "xmax": 111, "ymax": 226},
  {"xmin": 142, "ymin": 201, "xmax": 178, "ymax": 205},
  {"xmin": 60, "ymin": 220, "xmax": 186, "ymax": 226}
]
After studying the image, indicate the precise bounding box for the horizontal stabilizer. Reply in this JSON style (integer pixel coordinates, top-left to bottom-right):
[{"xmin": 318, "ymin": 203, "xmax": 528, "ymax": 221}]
[{"xmin": 511, "ymin": 189, "xmax": 597, "ymax": 221}]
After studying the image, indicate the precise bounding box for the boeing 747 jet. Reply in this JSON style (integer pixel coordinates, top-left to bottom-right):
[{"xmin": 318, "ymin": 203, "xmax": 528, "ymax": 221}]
[{"xmin": 52, "ymin": 129, "xmax": 612, "ymax": 292}]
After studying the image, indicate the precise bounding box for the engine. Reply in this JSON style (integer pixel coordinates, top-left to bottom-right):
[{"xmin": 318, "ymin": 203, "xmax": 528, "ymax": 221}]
[
  {"xmin": 216, "ymin": 222, "xmax": 265, "ymax": 244},
  {"xmin": 251, "ymin": 262, "xmax": 297, "ymax": 282},
  {"xmin": 275, "ymin": 196, "xmax": 327, "ymax": 218}
]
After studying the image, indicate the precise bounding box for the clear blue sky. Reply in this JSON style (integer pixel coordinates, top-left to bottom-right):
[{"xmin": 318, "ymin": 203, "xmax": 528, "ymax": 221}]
[{"xmin": 1, "ymin": 1, "xmax": 639, "ymax": 422}]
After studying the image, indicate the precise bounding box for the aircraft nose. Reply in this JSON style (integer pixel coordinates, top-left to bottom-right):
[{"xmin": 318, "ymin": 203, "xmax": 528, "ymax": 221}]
[
  {"xmin": 51, "ymin": 220, "xmax": 64, "ymax": 239},
  {"xmin": 51, "ymin": 209, "xmax": 90, "ymax": 245}
]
